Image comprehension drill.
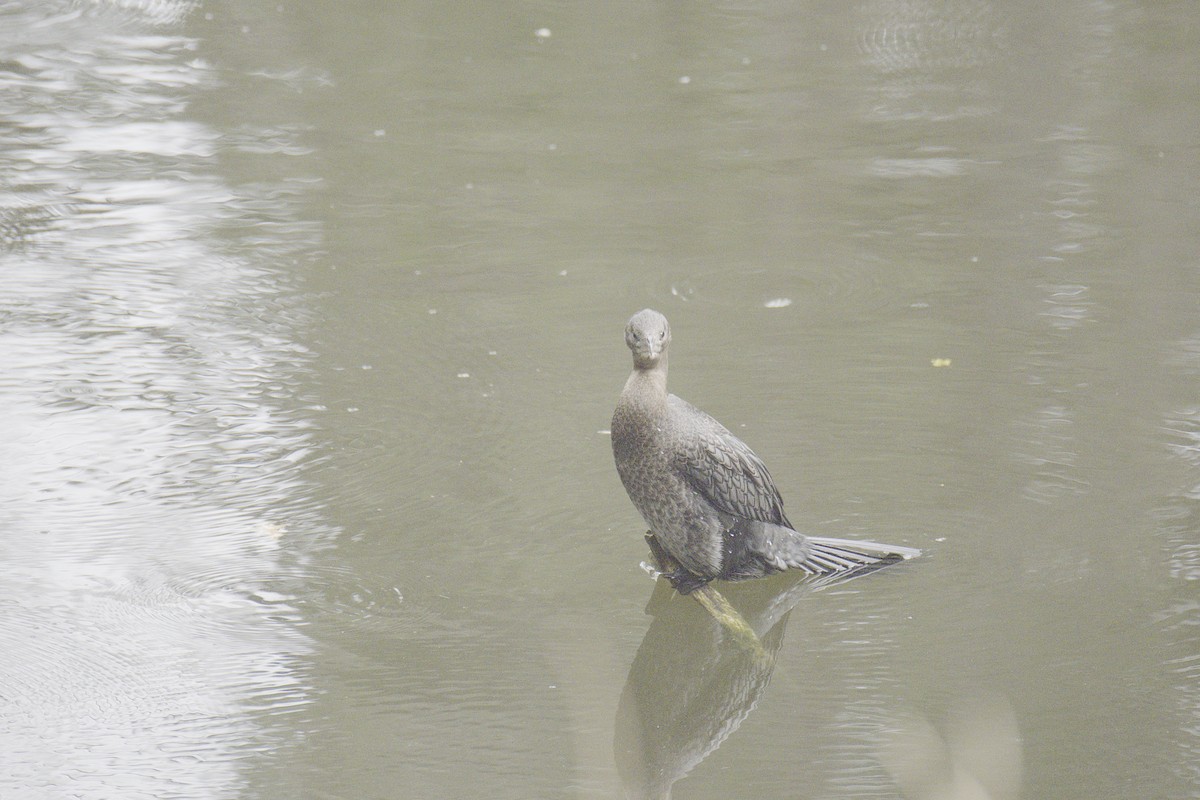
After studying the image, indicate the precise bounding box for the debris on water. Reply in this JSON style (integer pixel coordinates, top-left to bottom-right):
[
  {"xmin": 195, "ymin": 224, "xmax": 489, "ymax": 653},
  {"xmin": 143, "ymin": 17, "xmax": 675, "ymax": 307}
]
[
  {"xmin": 669, "ymin": 281, "xmax": 695, "ymax": 301},
  {"xmin": 258, "ymin": 521, "xmax": 286, "ymax": 541}
]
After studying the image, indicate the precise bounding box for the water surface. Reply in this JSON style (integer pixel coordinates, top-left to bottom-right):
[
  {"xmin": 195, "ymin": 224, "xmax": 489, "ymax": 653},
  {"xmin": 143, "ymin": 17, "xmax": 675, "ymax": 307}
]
[{"xmin": 0, "ymin": 1, "xmax": 1197, "ymax": 798}]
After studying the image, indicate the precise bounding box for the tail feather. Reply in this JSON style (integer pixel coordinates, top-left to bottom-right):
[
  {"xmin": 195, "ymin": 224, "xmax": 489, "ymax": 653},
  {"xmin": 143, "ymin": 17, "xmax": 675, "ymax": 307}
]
[
  {"xmin": 798, "ymin": 536, "xmax": 921, "ymax": 575},
  {"xmin": 719, "ymin": 521, "xmax": 920, "ymax": 583}
]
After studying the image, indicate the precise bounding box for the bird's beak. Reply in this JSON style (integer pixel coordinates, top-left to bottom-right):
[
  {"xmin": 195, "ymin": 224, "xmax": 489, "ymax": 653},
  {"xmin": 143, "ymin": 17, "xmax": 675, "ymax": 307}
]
[{"xmin": 636, "ymin": 340, "xmax": 660, "ymax": 362}]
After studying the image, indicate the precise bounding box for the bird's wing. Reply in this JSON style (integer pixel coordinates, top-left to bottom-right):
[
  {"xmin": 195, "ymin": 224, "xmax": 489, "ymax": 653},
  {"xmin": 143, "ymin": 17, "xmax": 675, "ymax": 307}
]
[{"xmin": 672, "ymin": 398, "xmax": 791, "ymax": 527}]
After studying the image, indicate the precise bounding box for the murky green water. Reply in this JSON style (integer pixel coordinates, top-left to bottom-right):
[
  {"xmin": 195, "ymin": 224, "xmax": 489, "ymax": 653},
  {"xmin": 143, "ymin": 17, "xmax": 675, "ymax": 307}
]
[{"xmin": 1, "ymin": 1, "xmax": 1197, "ymax": 798}]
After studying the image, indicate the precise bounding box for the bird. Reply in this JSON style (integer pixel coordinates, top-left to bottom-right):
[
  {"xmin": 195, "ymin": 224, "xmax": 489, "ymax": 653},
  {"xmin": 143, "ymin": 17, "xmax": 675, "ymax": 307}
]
[{"xmin": 611, "ymin": 308, "xmax": 919, "ymax": 595}]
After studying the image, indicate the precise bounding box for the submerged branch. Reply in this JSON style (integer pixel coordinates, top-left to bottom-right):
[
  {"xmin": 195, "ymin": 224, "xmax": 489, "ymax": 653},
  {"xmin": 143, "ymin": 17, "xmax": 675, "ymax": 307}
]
[{"xmin": 644, "ymin": 533, "xmax": 763, "ymax": 654}]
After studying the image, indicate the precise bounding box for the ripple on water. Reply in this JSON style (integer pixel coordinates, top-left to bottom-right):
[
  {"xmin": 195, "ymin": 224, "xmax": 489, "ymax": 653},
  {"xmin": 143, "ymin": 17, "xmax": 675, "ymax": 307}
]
[
  {"xmin": 855, "ymin": 0, "xmax": 1007, "ymax": 75},
  {"xmin": 0, "ymin": 1, "xmax": 333, "ymax": 795},
  {"xmin": 251, "ymin": 565, "xmax": 433, "ymax": 633},
  {"xmin": 0, "ymin": 579, "xmax": 307, "ymax": 797},
  {"xmin": 141, "ymin": 544, "xmax": 456, "ymax": 642}
]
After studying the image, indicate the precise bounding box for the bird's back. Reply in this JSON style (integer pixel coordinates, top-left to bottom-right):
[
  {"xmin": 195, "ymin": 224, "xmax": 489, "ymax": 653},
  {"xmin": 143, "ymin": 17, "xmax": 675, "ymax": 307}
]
[{"xmin": 666, "ymin": 394, "xmax": 792, "ymax": 529}]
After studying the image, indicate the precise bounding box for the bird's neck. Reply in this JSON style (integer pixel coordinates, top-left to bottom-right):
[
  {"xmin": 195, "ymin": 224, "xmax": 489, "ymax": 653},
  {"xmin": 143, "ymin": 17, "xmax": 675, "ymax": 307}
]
[{"xmin": 622, "ymin": 357, "xmax": 669, "ymax": 415}]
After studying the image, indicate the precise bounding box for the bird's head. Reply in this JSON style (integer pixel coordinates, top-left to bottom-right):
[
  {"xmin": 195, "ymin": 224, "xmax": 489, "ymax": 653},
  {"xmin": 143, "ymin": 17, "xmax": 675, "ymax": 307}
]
[{"xmin": 625, "ymin": 308, "xmax": 671, "ymax": 369}]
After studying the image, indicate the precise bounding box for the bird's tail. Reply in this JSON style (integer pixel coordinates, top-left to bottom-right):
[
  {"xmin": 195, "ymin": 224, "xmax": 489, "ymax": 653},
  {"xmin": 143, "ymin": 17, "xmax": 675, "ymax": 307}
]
[{"xmin": 801, "ymin": 536, "xmax": 921, "ymax": 576}]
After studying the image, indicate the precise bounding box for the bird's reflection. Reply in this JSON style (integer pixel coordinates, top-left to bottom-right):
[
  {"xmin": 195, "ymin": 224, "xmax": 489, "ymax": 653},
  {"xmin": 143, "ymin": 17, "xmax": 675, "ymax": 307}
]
[{"xmin": 614, "ymin": 566, "xmax": 867, "ymax": 800}]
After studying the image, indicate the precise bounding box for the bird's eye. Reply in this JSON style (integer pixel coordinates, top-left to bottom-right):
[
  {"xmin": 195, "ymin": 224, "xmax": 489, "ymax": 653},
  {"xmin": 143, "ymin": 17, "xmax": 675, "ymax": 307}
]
[{"xmin": 658, "ymin": 331, "xmax": 666, "ymax": 341}]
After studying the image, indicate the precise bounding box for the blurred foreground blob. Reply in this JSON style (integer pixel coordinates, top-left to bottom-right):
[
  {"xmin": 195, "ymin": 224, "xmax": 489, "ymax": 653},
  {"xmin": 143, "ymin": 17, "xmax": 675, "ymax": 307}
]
[{"xmin": 881, "ymin": 696, "xmax": 1022, "ymax": 800}]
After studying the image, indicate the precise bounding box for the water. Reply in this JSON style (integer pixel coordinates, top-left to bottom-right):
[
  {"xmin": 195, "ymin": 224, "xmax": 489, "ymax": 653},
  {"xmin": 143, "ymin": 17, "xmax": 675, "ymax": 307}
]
[{"xmin": 0, "ymin": 1, "xmax": 1197, "ymax": 798}]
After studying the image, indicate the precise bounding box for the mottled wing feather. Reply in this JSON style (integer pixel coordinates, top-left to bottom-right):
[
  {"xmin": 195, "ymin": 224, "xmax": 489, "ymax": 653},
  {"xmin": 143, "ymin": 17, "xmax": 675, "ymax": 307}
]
[{"xmin": 672, "ymin": 400, "xmax": 791, "ymax": 528}]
